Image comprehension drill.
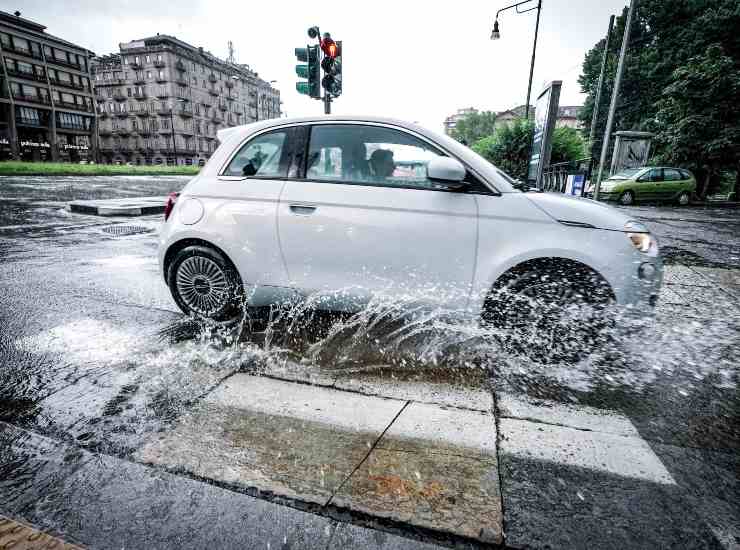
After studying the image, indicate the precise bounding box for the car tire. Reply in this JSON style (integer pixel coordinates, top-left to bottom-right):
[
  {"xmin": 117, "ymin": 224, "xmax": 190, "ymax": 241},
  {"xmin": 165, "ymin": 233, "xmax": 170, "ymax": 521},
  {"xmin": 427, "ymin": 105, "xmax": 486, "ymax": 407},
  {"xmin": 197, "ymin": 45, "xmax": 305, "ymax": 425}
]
[
  {"xmin": 482, "ymin": 264, "xmax": 613, "ymax": 363},
  {"xmin": 167, "ymin": 245, "xmax": 244, "ymax": 322},
  {"xmin": 677, "ymin": 191, "xmax": 691, "ymax": 206},
  {"xmin": 619, "ymin": 190, "xmax": 635, "ymax": 206}
]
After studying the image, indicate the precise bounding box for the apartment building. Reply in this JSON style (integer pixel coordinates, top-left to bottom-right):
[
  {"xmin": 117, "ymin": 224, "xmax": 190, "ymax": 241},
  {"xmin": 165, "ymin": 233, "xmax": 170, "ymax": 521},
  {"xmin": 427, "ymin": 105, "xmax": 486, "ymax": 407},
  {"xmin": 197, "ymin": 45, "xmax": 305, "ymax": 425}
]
[
  {"xmin": 0, "ymin": 10, "xmax": 96, "ymax": 162},
  {"xmin": 93, "ymin": 34, "xmax": 281, "ymax": 166}
]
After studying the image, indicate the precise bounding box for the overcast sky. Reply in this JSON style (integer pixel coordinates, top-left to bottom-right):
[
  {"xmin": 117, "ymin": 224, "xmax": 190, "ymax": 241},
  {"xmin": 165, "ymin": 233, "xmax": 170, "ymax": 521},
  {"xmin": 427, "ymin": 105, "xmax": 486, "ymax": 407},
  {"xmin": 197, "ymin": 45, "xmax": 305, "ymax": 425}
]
[{"xmin": 9, "ymin": 0, "xmax": 628, "ymax": 131}]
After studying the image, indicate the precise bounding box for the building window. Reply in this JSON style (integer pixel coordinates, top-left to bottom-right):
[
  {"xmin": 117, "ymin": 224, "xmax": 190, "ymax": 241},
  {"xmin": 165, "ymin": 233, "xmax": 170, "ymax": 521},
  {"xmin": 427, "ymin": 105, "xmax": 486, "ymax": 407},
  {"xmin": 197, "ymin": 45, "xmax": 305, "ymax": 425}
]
[
  {"xmin": 158, "ymin": 70, "xmax": 164, "ymax": 79},
  {"xmin": 157, "ymin": 54, "xmax": 162, "ymax": 62},
  {"xmin": 134, "ymin": 56, "xmax": 140, "ymax": 65},
  {"xmin": 145, "ymin": 55, "xmax": 151, "ymax": 63},
  {"xmin": 127, "ymin": 88, "xmax": 132, "ymax": 97},
  {"xmin": 123, "ymin": 57, "xmax": 129, "ymax": 64}
]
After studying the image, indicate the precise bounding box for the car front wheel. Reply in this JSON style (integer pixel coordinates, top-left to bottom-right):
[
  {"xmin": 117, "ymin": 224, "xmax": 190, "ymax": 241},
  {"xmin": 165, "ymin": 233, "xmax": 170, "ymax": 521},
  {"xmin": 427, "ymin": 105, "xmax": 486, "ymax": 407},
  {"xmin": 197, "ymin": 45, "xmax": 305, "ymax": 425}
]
[
  {"xmin": 482, "ymin": 264, "xmax": 614, "ymax": 363},
  {"xmin": 167, "ymin": 245, "xmax": 244, "ymax": 322},
  {"xmin": 619, "ymin": 190, "xmax": 635, "ymax": 206}
]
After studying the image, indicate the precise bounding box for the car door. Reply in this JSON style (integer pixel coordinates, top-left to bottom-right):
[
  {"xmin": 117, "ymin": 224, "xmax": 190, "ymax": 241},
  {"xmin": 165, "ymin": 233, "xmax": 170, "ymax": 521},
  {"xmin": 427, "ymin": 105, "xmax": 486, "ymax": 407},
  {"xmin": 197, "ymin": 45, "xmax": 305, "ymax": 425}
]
[
  {"xmin": 636, "ymin": 168, "xmax": 662, "ymax": 200},
  {"xmin": 209, "ymin": 126, "xmax": 303, "ymax": 293},
  {"xmin": 277, "ymin": 122, "xmax": 478, "ymax": 309},
  {"xmin": 662, "ymin": 168, "xmax": 684, "ymax": 200}
]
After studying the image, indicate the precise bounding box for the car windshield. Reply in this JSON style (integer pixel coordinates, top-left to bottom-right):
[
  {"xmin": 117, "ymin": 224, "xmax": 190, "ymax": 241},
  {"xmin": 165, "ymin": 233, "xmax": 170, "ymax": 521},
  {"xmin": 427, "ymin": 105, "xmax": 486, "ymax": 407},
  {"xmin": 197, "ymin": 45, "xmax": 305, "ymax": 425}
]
[{"xmin": 610, "ymin": 168, "xmax": 643, "ymax": 179}]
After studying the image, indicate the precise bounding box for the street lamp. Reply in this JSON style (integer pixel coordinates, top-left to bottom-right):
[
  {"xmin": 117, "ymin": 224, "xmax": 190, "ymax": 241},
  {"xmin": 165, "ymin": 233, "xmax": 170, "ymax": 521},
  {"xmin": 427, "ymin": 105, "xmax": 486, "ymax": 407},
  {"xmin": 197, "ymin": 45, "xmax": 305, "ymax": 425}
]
[{"xmin": 491, "ymin": 0, "xmax": 542, "ymax": 120}]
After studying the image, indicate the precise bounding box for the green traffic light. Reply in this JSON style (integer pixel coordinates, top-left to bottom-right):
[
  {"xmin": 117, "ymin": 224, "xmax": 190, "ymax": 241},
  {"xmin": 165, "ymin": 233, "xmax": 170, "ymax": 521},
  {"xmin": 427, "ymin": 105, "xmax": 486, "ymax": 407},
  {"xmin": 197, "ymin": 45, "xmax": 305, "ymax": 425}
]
[{"xmin": 295, "ymin": 65, "xmax": 309, "ymax": 79}]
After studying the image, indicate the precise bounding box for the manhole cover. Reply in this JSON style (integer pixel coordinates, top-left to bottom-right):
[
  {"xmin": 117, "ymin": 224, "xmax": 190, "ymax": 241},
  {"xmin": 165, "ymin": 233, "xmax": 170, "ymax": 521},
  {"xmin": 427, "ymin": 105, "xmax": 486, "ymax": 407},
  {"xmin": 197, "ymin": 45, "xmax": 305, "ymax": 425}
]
[{"xmin": 102, "ymin": 225, "xmax": 152, "ymax": 237}]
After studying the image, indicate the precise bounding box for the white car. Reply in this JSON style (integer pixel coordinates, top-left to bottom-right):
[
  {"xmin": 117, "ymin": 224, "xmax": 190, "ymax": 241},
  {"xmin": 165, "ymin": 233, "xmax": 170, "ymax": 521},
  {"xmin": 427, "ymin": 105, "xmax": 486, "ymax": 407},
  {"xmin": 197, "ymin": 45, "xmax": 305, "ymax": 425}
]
[{"xmin": 158, "ymin": 116, "xmax": 661, "ymax": 356}]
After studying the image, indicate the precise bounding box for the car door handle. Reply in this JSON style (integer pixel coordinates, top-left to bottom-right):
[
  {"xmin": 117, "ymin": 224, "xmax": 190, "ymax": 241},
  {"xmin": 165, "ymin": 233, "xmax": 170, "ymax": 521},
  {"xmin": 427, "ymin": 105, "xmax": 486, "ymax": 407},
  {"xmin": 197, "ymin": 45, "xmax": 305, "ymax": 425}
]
[{"xmin": 289, "ymin": 204, "xmax": 317, "ymax": 215}]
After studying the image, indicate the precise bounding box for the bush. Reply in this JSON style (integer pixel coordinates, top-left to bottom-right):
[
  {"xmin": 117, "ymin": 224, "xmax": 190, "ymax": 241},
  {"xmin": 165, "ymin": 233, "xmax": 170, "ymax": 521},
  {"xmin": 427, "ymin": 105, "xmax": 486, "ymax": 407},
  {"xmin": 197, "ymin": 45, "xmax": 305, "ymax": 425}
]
[{"xmin": 0, "ymin": 161, "xmax": 200, "ymax": 177}]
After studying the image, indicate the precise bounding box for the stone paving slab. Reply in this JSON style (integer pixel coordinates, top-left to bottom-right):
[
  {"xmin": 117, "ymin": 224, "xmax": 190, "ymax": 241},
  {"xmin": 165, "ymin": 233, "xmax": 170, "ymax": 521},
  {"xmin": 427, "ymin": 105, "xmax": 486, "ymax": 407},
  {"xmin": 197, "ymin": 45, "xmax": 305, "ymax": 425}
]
[
  {"xmin": 137, "ymin": 374, "xmax": 503, "ymax": 545},
  {"xmin": 332, "ymin": 402, "xmax": 502, "ymax": 544},
  {"xmin": 69, "ymin": 197, "xmax": 167, "ymax": 216},
  {"xmin": 137, "ymin": 375, "xmax": 405, "ymax": 505},
  {"xmin": 0, "ymin": 515, "xmax": 83, "ymax": 549}
]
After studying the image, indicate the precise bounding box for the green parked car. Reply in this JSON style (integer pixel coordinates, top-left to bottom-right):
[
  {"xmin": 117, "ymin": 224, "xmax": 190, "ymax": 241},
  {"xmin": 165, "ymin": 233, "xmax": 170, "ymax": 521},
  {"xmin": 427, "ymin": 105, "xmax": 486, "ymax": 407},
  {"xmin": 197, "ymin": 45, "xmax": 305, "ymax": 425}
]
[{"xmin": 596, "ymin": 167, "xmax": 696, "ymax": 206}]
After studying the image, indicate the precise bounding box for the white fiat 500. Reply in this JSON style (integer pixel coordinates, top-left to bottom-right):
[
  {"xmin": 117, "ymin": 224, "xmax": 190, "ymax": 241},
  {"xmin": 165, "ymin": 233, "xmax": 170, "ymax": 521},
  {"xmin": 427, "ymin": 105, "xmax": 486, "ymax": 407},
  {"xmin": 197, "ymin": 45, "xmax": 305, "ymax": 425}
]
[{"xmin": 159, "ymin": 116, "xmax": 661, "ymax": 354}]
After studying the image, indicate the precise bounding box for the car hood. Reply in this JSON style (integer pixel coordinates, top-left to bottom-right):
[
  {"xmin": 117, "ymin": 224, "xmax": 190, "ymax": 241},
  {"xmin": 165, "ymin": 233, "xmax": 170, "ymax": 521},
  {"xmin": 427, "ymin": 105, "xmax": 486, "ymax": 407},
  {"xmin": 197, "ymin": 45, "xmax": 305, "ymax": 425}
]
[{"xmin": 524, "ymin": 192, "xmax": 632, "ymax": 231}]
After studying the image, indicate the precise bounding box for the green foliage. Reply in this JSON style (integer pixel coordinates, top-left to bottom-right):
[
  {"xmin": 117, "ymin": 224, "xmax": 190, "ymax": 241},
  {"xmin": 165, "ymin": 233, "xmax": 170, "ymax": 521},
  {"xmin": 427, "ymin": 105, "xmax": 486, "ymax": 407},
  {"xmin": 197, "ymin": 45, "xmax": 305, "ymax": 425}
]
[
  {"xmin": 472, "ymin": 120, "xmax": 586, "ymax": 181},
  {"xmin": 0, "ymin": 162, "xmax": 200, "ymax": 177},
  {"xmin": 472, "ymin": 119, "xmax": 533, "ymax": 181},
  {"xmin": 578, "ymin": 0, "xmax": 740, "ymax": 195},
  {"xmin": 450, "ymin": 111, "xmax": 498, "ymax": 146},
  {"xmin": 648, "ymin": 44, "xmax": 740, "ymax": 195}
]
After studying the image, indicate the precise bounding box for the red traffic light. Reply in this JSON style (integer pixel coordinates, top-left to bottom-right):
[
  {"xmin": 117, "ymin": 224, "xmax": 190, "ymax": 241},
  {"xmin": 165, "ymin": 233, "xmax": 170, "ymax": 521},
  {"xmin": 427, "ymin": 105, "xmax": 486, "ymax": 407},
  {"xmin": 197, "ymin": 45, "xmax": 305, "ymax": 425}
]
[{"xmin": 321, "ymin": 37, "xmax": 338, "ymax": 58}]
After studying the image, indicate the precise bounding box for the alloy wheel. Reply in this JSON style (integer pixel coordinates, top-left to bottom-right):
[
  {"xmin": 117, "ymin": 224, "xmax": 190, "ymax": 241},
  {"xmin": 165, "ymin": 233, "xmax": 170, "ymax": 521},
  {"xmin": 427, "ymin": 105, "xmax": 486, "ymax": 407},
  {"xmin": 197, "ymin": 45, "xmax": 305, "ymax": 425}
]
[{"xmin": 175, "ymin": 256, "xmax": 230, "ymax": 314}]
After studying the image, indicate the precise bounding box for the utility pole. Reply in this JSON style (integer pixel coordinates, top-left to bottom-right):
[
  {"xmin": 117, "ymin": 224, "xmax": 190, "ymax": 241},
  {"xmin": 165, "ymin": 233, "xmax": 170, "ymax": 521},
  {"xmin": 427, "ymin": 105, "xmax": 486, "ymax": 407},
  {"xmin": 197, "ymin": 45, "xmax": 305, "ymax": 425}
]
[
  {"xmin": 589, "ymin": 15, "xmax": 614, "ymax": 157},
  {"xmin": 594, "ymin": 1, "xmax": 635, "ymax": 201}
]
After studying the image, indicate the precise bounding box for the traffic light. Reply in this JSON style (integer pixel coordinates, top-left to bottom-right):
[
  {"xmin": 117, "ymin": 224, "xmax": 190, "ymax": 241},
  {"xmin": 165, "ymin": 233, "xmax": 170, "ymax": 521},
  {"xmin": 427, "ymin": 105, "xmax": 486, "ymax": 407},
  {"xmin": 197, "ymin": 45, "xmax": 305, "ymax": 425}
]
[
  {"xmin": 295, "ymin": 45, "xmax": 320, "ymax": 98},
  {"xmin": 321, "ymin": 40, "xmax": 342, "ymax": 97}
]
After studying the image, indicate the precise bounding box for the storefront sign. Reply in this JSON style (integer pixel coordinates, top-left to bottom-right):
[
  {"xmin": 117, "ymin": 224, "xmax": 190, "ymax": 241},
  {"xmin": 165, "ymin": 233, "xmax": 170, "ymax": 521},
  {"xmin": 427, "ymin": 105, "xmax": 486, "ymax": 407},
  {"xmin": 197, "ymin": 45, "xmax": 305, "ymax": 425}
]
[
  {"xmin": 21, "ymin": 141, "xmax": 51, "ymax": 148},
  {"xmin": 63, "ymin": 144, "xmax": 89, "ymax": 150},
  {"xmin": 528, "ymin": 81, "xmax": 562, "ymax": 188}
]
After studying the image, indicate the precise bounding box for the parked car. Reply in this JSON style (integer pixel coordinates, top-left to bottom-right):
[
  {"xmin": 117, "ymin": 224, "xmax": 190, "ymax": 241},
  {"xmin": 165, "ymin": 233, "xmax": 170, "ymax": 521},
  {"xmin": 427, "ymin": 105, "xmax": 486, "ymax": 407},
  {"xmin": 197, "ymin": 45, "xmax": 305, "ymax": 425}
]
[
  {"xmin": 591, "ymin": 167, "xmax": 696, "ymax": 206},
  {"xmin": 158, "ymin": 116, "xmax": 662, "ymax": 358}
]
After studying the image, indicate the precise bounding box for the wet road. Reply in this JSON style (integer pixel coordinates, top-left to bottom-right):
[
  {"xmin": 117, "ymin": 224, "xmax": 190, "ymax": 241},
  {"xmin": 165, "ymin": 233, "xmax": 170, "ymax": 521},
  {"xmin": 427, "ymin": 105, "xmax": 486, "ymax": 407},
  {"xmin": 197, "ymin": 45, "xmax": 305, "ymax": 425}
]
[{"xmin": 0, "ymin": 176, "xmax": 737, "ymax": 549}]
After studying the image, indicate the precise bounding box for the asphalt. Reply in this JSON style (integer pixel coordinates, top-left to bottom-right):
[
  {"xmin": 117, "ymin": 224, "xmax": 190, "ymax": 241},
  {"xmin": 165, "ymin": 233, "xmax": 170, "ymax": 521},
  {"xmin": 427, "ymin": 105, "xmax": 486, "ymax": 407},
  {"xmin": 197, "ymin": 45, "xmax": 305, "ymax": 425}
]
[{"xmin": 0, "ymin": 175, "xmax": 737, "ymax": 549}]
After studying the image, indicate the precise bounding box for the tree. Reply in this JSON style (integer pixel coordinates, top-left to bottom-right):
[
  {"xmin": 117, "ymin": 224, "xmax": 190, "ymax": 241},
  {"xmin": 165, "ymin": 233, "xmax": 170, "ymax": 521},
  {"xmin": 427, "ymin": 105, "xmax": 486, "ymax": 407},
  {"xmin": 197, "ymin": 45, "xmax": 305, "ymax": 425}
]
[
  {"xmin": 648, "ymin": 44, "xmax": 740, "ymax": 197},
  {"xmin": 450, "ymin": 111, "xmax": 497, "ymax": 146},
  {"xmin": 578, "ymin": 0, "xmax": 740, "ymax": 192},
  {"xmin": 471, "ymin": 119, "xmax": 586, "ymax": 181}
]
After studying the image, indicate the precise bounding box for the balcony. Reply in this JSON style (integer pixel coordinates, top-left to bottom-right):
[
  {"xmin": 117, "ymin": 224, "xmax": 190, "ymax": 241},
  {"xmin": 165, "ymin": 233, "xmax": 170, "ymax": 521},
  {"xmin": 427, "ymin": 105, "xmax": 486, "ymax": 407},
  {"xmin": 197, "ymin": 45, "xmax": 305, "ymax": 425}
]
[
  {"xmin": 113, "ymin": 92, "xmax": 127, "ymax": 102},
  {"xmin": 50, "ymin": 78, "xmax": 86, "ymax": 92},
  {"xmin": 95, "ymin": 95, "xmax": 106, "ymax": 103},
  {"xmin": 51, "ymin": 57, "xmax": 82, "ymax": 71},
  {"xmin": 58, "ymin": 101, "xmax": 92, "ymax": 113},
  {"xmin": 114, "ymin": 128, "xmax": 130, "ymax": 137},
  {"xmin": 98, "ymin": 111, "xmax": 109, "ymax": 119},
  {"xmin": 154, "ymin": 59, "xmax": 166, "ymax": 68},
  {"xmin": 156, "ymin": 75, "xmax": 167, "ymax": 84},
  {"xmin": 6, "ymin": 68, "xmax": 46, "ymax": 82},
  {"xmin": 133, "ymin": 75, "xmax": 146, "ymax": 85},
  {"xmin": 14, "ymin": 93, "xmax": 51, "ymax": 105},
  {"xmin": 115, "ymin": 111, "xmax": 130, "ymax": 118},
  {"xmin": 133, "ymin": 92, "xmax": 148, "ymax": 100},
  {"xmin": 157, "ymin": 108, "xmax": 171, "ymax": 116},
  {"xmin": 138, "ymin": 128, "xmax": 152, "ymax": 136},
  {"xmin": 178, "ymin": 107, "xmax": 193, "ymax": 118},
  {"xmin": 208, "ymin": 89, "xmax": 218, "ymax": 97},
  {"xmin": 135, "ymin": 110, "xmax": 151, "ymax": 117},
  {"xmin": 225, "ymin": 93, "xmax": 235, "ymax": 101},
  {"xmin": 155, "ymin": 89, "xmax": 169, "ymax": 99},
  {"xmin": 3, "ymin": 43, "xmax": 44, "ymax": 60},
  {"xmin": 175, "ymin": 77, "xmax": 188, "ymax": 87},
  {"xmin": 208, "ymin": 73, "xmax": 217, "ymax": 83},
  {"xmin": 98, "ymin": 128, "xmax": 112, "ymax": 136},
  {"xmin": 96, "ymin": 78, "xmax": 126, "ymax": 87},
  {"xmin": 175, "ymin": 92, "xmax": 190, "ymax": 102},
  {"xmin": 211, "ymin": 114, "xmax": 222, "ymax": 124},
  {"xmin": 179, "ymin": 126, "xmax": 194, "ymax": 136},
  {"xmin": 130, "ymin": 62, "xmax": 143, "ymax": 70},
  {"xmin": 175, "ymin": 60, "xmax": 186, "ymax": 72}
]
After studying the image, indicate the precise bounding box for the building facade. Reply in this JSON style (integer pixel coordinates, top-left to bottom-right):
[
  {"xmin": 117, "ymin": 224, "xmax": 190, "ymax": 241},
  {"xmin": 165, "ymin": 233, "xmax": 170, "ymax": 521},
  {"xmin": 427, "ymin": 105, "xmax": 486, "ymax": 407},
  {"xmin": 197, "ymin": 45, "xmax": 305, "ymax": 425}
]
[
  {"xmin": 443, "ymin": 107, "xmax": 478, "ymax": 136},
  {"xmin": 0, "ymin": 10, "xmax": 96, "ymax": 162},
  {"xmin": 494, "ymin": 104, "xmax": 583, "ymax": 130},
  {"xmin": 92, "ymin": 35, "xmax": 280, "ymax": 166}
]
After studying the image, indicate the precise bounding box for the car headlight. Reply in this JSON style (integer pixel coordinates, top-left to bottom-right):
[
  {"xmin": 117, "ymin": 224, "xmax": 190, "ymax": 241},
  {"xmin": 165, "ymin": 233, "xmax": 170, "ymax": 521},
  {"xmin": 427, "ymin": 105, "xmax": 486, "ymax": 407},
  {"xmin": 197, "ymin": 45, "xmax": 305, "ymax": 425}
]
[{"xmin": 624, "ymin": 221, "xmax": 658, "ymax": 255}]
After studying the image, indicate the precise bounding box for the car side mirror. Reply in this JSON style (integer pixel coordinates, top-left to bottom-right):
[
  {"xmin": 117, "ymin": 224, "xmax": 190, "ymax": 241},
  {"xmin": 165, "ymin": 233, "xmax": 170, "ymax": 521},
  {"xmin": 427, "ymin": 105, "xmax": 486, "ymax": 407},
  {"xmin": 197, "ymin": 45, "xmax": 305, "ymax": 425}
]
[{"xmin": 427, "ymin": 157, "xmax": 467, "ymax": 188}]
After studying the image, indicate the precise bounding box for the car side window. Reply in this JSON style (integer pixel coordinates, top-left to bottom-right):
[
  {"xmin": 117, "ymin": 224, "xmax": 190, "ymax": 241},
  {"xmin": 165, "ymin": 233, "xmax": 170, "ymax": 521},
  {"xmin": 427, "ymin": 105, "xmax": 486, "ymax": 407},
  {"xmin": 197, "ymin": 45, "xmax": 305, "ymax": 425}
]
[
  {"xmin": 664, "ymin": 169, "xmax": 682, "ymax": 181},
  {"xmin": 223, "ymin": 129, "xmax": 288, "ymax": 178},
  {"xmin": 306, "ymin": 124, "xmax": 448, "ymax": 190},
  {"xmin": 638, "ymin": 169, "xmax": 662, "ymax": 182}
]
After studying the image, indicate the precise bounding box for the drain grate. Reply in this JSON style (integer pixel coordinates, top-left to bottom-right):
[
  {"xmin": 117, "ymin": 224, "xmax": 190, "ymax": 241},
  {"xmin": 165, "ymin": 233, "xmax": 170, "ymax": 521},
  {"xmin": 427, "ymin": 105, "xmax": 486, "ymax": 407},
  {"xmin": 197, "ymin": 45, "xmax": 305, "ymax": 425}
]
[{"xmin": 102, "ymin": 224, "xmax": 152, "ymax": 237}]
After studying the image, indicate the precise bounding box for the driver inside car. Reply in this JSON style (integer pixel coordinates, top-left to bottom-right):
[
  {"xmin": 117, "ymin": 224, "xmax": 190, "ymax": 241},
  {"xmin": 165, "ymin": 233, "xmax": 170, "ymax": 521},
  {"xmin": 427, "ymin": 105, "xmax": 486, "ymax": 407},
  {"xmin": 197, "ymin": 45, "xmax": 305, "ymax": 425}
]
[{"xmin": 368, "ymin": 149, "xmax": 395, "ymax": 181}]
